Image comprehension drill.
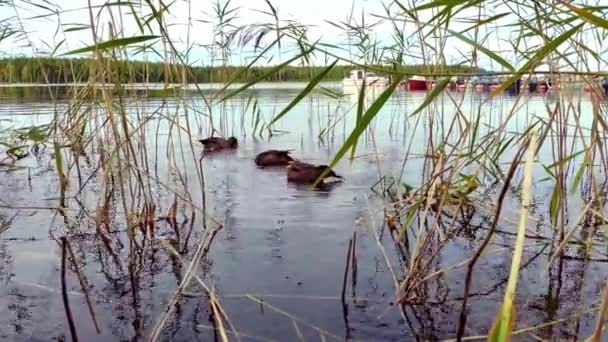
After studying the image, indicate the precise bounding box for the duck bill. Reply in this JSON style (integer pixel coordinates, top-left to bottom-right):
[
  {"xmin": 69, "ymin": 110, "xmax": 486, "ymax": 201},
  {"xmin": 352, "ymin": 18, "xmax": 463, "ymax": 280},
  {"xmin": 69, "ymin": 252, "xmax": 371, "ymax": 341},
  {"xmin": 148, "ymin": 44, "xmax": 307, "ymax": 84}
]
[{"xmin": 326, "ymin": 172, "xmax": 342, "ymax": 180}]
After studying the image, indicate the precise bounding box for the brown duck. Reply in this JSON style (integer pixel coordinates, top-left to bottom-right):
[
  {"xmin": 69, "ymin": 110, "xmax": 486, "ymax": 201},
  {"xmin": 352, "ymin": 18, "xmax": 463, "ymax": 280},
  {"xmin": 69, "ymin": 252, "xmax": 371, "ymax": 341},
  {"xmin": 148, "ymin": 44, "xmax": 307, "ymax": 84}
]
[
  {"xmin": 198, "ymin": 136, "xmax": 238, "ymax": 152},
  {"xmin": 287, "ymin": 161, "xmax": 342, "ymax": 185},
  {"xmin": 255, "ymin": 150, "xmax": 294, "ymax": 167}
]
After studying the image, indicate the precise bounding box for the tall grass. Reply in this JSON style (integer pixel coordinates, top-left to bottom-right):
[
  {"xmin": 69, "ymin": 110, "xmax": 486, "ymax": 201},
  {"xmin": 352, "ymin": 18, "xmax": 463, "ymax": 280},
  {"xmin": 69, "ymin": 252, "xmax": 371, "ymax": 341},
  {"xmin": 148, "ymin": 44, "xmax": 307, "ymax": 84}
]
[{"xmin": 1, "ymin": 0, "xmax": 608, "ymax": 340}]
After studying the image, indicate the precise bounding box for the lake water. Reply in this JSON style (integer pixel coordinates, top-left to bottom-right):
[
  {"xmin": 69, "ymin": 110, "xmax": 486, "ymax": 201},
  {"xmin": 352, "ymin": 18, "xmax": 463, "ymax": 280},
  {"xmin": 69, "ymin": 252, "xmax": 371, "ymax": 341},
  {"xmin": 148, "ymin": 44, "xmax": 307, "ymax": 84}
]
[{"xmin": 0, "ymin": 83, "xmax": 606, "ymax": 341}]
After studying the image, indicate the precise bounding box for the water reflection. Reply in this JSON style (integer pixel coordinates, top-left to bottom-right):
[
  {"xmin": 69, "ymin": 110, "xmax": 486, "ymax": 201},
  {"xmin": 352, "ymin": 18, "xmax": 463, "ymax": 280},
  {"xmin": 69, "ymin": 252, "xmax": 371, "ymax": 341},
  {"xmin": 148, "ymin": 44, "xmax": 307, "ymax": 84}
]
[{"xmin": 0, "ymin": 84, "xmax": 606, "ymax": 340}]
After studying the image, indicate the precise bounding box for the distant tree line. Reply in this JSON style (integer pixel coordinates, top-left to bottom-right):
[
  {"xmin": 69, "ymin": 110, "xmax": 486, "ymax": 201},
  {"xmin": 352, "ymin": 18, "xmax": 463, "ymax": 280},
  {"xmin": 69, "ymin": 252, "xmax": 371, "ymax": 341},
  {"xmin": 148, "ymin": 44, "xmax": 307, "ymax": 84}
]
[{"xmin": 0, "ymin": 57, "xmax": 484, "ymax": 84}]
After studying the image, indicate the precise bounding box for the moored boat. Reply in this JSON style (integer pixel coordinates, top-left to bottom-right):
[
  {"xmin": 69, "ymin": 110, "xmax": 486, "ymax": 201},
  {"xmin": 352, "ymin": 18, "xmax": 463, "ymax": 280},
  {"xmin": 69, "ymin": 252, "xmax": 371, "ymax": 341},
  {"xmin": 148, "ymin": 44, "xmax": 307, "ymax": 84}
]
[
  {"xmin": 450, "ymin": 77, "xmax": 468, "ymax": 91},
  {"xmin": 585, "ymin": 77, "xmax": 608, "ymax": 94},
  {"xmin": 538, "ymin": 76, "xmax": 552, "ymax": 92},
  {"xmin": 528, "ymin": 76, "xmax": 538, "ymax": 92},
  {"xmin": 407, "ymin": 75, "xmax": 428, "ymax": 91},
  {"xmin": 487, "ymin": 76, "xmax": 501, "ymax": 92},
  {"xmin": 506, "ymin": 77, "xmax": 522, "ymax": 95},
  {"xmin": 342, "ymin": 69, "xmax": 389, "ymax": 90}
]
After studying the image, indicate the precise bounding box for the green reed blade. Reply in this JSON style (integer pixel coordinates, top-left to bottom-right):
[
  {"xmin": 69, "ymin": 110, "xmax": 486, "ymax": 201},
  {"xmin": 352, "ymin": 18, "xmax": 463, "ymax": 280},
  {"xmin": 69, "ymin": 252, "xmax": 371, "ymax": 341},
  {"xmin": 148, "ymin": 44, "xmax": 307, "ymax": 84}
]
[
  {"xmin": 214, "ymin": 37, "xmax": 282, "ymax": 99},
  {"xmin": 409, "ymin": 77, "xmax": 450, "ymax": 117},
  {"xmin": 267, "ymin": 60, "xmax": 338, "ymax": 127},
  {"xmin": 570, "ymin": 161, "xmax": 586, "ymax": 195},
  {"xmin": 350, "ymin": 76, "xmax": 367, "ymax": 160},
  {"xmin": 448, "ymin": 28, "xmax": 514, "ymax": 72},
  {"xmin": 549, "ymin": 185, "xmax": 561, "ymax": 227},
  {"xmin": 63, "ymin": 35, "xmax": 161, "ymax": 55},
  {"xmin": 220, "ymin": 47, "xmax": 314, "ymax": 102},
  {"xmin": 490, "ymin": 24, "xmax": 582, "ymax": 96},
  {"xmin": 562, "ymin": 2, "xmax": 608, "ymax": 29},
  {"xmin": 312, "ymin": 76, "xmax": 403, "ymax": 187},
  {"xmin": 488, "ymin": 134, "xmax": 537, "ymax": 342},
  {"xmin": 459, "ymin": 13, "xmax": 511, "ymax": 34}
]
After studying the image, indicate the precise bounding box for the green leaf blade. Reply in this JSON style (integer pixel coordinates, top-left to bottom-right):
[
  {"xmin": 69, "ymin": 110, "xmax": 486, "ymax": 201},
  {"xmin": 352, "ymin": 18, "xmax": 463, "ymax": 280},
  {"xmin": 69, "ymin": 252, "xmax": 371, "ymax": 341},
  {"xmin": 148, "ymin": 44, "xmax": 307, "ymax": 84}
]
[
  {"xmin": 267, "ymin": 60, "xmax": 338, "ymax": 127},
  {"xmin": 350, "ymin": 78, "xmax": 367, "ymax": 160},
  {"xmin": 448, "ymin": 28, "xmax": 515, "ymax": 72},
  {"xmin": 315, "ymin": 76, "xmax": 403, "ymax": 186},
  {"xmin": 409, "ymin": 77, "xmax": 451, "ymax": 117},
  {"xmin": 63, "ymin": 35, "xmax": 161, "ymax": 55},
  {"xmin": 220, "ymin": 47, "xmax": 314, "ymax": 102},
  {"xmin": 563, "ymin": 2, "xmax": 608, "ymax": 29},
  {"xmin": 490, "ymin": 24, "xmax": 582, "ymax": 96}
]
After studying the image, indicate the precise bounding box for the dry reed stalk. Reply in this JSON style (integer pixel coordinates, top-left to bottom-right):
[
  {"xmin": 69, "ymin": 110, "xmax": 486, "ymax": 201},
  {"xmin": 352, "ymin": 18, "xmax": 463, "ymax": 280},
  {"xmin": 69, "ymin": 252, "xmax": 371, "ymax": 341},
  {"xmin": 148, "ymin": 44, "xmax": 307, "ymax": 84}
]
[
  {"xmin": 210, "ymin": 292, "xmax": 229, "ymax": 342},
  {"xmin": 455, "ymin": 138, "xmax": 529, "ymax": 341},
  {"xmin": 488, "ymin": 134, "xmax": 537, "ymax": 341},
  {"xmin": 148, "ymin": 224, "xmax": 223, "ymax": 341},
  {"xmin": 222, "ymin": 293, "xmax": 368, "ymax": 301},
  {"xmin": 292, "ymin": 320, "xmax": 306, "ymax": 342},
  {"xmin": 65, "ymin": 239, "xmax": 101, "ymax": 334},
  {"xmin": 419, "ymin": 242, "xmax": 547, "ymax": 285},
  {"xmin": 446, "ymin": 306, "xmax": 599, "ymax": 341},
  {"xmin": 124, "ymin": 162, "xmax": 222, "ymax": 227},
  {"xmin": 246, "ymin": 294, "xmax": 342, "ymax": 340},
  {"xmin": 195, "ymin": 324, "xmax": 275, "ymax": 342},
  {"xmin": 359, "ymin": 199, "xmax": 410, "ymax": 326},
  {"xmin": 548, "ymin": 203, "xmax": 591, "ymax": 265},
  {"xmin": 60, "ymin": 237, "xmax": 79, "ymax": 342},
  {"xmin": 341, "ymin": 238, "xmax": 353, "ymax": 303},
  {"xmin": 591, "ymin": 280, "xmax": 608, "ymax": 342},
  {"xmin": 397, "ymin": 154, "xmax": 467, "ymax": 300},
  {"xmin": 399, "ymin": 147, "xmax": 483, "ymax": 291},
  {"xmin": 159, "ymin": 237, "xmax": 241, "ymax": 342},
  {"xmin": 350, "ymin": 231, "xmax": 357, "ymax": 292}
]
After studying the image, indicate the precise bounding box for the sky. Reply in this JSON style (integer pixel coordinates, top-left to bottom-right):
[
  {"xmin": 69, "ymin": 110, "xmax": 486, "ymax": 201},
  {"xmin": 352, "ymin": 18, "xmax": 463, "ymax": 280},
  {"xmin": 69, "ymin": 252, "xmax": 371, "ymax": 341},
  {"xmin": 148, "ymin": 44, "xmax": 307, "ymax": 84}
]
[
  {"xmin": 0, "ymin": 0, "xmax": 606, "ymax": 71},
  {"xmin": 2, "ymin": 0, "xmax": 390, "ymax": 61}
]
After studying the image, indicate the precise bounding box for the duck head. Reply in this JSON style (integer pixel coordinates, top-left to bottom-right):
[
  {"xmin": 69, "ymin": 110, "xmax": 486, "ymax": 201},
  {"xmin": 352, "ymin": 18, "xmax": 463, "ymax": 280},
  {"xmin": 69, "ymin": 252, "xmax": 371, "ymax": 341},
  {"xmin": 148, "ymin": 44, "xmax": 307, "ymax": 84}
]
[
  {"xmin": 227, "ymin": 137, "xmax": 238, "ymax": 148},
  {"xmin": 317, "ymin": 165, "xmax": 342, "ymax": 179}
]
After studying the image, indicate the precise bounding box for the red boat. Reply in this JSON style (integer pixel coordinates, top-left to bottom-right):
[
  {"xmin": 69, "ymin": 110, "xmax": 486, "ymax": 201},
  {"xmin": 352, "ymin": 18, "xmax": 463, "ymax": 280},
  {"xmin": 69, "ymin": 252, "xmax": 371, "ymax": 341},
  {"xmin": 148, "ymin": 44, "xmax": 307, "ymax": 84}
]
[{"xmin": 407, "ymin": 76, "xmax": 428, "ymax": 91}]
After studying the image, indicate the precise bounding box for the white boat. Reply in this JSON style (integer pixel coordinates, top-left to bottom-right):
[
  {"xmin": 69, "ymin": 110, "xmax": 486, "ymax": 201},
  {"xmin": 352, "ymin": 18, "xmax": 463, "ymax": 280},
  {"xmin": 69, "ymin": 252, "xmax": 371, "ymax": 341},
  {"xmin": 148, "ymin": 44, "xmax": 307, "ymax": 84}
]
[{"xmin": 342, "ymin": 69, "xmax": 389, "ymax": 89}]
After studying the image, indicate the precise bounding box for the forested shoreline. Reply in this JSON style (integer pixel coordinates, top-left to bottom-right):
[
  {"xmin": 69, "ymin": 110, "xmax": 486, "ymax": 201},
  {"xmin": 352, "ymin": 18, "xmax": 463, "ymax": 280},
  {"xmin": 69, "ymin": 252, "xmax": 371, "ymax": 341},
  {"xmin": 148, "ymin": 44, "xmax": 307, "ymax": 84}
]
[{"xmin": 0, "ymin": 57, "xmax": 483, "ymax": 84}]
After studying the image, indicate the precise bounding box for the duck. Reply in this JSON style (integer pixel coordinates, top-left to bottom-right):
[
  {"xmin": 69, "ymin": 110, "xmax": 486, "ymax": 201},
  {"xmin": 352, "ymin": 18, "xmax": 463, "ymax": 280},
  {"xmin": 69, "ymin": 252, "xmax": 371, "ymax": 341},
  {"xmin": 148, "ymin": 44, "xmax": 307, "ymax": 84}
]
[
  {"xmin": 287, "ymin": 161, "xmax": 342, "ymax": 185},
  {"xmin": 198, "ymin": 136, "xmax": 238, "ymax": 152},
  {"xmin": 255, "ymin": 150, "xmax": 294, "ymax": 167}
]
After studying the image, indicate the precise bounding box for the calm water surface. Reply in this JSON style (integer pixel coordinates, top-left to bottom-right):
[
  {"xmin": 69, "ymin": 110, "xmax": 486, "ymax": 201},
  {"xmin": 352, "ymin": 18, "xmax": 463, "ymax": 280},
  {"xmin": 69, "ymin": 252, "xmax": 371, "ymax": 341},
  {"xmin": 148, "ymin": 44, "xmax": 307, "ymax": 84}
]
[{"xmin": 0, "ymin": 83, "xmax": 605, "ymax": 341}]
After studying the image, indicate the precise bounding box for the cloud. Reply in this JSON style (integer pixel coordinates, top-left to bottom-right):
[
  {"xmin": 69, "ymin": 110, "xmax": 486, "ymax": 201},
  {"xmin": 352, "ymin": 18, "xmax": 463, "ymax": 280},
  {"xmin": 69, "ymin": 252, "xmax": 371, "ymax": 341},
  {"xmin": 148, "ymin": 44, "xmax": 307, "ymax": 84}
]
[{"xmin": 1, "ymin": 0, "xmax": 606, "ymax": 71}]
